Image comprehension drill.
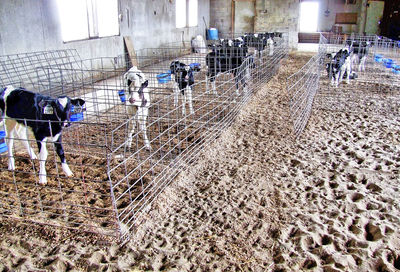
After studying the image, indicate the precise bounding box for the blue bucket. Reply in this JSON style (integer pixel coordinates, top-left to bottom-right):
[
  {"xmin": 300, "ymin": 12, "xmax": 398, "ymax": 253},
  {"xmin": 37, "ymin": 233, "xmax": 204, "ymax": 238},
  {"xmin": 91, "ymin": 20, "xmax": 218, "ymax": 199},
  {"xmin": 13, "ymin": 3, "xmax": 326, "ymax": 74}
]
[
  {"xmin": 374, "ymin": 54, "xmax": 383, "ymax": 62},
  {"xmin": 157, "ymin": 72, "xmax": 171, "ymax": 83},
  {"xmin": 189, "ymin": 62, "xmax": 201, "ymax": 71},
  {"xmin": 384, "ymin": 59, "xmax": 394, "ymax": 68},
  {"xmin": 392, "ymin": 65, "xmax": 400, "ymax": 74},
  {"xmin": 70, "ymin": 105, "xmax": 84, "ymax": 122},
  {"xmin": 208, "ymin": 28, "xmax": 218, "ymax": 40},
  {"xmin": 0, "ymin": 131, "xmax": 7, "ymax": 154},
  {"xmin": 118, "ymin": 89, "xmax": 126, "ymax": 102}
]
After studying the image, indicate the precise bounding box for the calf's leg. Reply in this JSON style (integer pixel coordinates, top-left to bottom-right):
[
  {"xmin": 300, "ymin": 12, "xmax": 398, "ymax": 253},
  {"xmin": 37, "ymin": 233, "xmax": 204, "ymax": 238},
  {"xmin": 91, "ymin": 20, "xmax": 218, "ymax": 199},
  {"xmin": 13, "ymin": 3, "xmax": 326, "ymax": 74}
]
[
  {"xmin": 137, "ymin": 107, "xmax": 151, "ymax": 150},
  {"xmin": 15, "ymin": 124, "xmax": 37, "ymax": 160},
  {"xmin": 37, "ymin": 138, "xmax": 49, "ymax": 185},
  {"xmin": 173, "ymin": 83, "xmax": 179, "ymax": 107},
  {"xmin": 186, "ymin": 86, "xmax": 194, "ymax": 115},
  {"xmin": 127, "ymin": 106, "xmax": 138, "ymax": 149},
  {"xmin": 5, "ymin": 119, "xmax": 17, "ymax": 171},
  {"xmin": 53, "ymin": 134, "xmax": 73, "ymax": 178},
  {"xmin": 211, "ymin": 79, "xmax": 217, "ymax": 95}
]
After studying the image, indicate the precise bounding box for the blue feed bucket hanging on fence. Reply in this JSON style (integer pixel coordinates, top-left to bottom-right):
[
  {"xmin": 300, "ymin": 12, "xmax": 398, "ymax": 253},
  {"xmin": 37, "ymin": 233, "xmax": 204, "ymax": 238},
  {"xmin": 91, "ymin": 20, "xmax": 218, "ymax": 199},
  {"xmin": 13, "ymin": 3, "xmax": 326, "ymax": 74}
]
[
  {"xmin": 374, "ymin": 54, "xmax": 383, "ymax": 62},
  {"xmin": 384, "ymin": 58, "xmax": 394, "ymax": 68},
  {"xmin": 189, "ymin": 63, "xmax": 201, "ymax": 71},
  {"xmin": 392, "ymin": 65, "xmax": 400, "ymax": 74},
  {"xmin": 70, "ymin": 105, "xmax": 84, "ymax": 122},
  {"xmin": 0, "ymin": 131, "xmax": 8, "ymax": 154},
  {"xmin": 157, "ymin": 71, "xmax": 172, "ymax": 83},
  {"xmin": 118, "ymin": 89, "xmax": 126, "ymax": 102}
]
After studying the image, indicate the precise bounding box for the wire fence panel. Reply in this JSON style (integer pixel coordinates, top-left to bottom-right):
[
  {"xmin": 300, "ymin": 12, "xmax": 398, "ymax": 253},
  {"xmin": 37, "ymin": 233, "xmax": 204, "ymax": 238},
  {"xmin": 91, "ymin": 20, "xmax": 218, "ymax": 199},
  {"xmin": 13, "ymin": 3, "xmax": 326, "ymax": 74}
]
[
  {"xmin": 316, "ymin": 34, "xmax": 400, "ymax": 116},
  {"xmin": 0, "ymin": 33, "xmax": 289, "ymax": 242},
  {"xmin": 287, "ymin": 33, "xmax": 400, "ymax": 139},
  {"xmin": 286, "ymin": 34, "xmax": 327, "ymax": 138},
  {"xmin": 0, "ymin": 49, "xmax": 82, "ymax": 91}
]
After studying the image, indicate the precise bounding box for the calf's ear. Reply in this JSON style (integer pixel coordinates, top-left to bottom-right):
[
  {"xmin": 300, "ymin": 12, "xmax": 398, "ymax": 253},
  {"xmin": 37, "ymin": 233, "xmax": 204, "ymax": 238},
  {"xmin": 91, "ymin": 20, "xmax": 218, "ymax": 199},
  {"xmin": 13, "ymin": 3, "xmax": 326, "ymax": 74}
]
[
  {"xmin": 71, "ymin": 98, "xmax": 85, "ymax": 106},
  {"xmin": 58, "ymin": 97, "xmax": 69, "ymax": 109},
  {"xmin": 142, "ymin": 80, "xmax": 149, "ymax": 88}
]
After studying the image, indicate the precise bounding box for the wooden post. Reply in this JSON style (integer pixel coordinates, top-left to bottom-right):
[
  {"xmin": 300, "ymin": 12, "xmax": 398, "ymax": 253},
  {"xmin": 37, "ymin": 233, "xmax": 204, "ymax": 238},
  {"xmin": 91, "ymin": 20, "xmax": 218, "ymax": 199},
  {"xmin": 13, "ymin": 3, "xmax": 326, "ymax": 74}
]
[
  {"xmin": 123, "ymin": 36, "xmax": 138, "ymax": 68},
  {"xmin": 231, "ymin": 0, "xmax": 235, "ymax": 38}
]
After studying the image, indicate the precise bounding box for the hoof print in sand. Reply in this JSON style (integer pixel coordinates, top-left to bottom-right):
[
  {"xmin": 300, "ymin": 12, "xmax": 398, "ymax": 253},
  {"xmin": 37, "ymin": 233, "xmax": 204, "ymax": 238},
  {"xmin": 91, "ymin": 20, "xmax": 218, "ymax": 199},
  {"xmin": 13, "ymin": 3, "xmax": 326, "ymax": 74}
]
[{"xmin": 364, "ymin": 222, "xmax": 383, "ymax": 242}]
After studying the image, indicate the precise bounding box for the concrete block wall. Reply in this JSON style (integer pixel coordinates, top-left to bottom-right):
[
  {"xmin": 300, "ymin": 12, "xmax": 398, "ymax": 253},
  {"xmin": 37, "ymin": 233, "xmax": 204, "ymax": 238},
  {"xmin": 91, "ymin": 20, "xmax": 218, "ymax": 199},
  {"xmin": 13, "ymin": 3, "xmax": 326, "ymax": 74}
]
[
  {"xmin": 209, "ymin": 1, "xmax": 232, "ymax": 34},
  {"xmin": 210, "ymin": 0, "xmax": 299, "ymax": 49},
  {"xmin": 254, "ymin": 0, "xmax": 299, "ymax": 49}
]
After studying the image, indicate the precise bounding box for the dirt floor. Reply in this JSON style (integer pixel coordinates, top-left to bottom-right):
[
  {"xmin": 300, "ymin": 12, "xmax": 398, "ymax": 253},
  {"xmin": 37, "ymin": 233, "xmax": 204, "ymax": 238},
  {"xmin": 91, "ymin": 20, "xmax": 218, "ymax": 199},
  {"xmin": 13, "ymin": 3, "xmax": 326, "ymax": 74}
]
[{"xmin": 0, "ymin": 52, "xmax": 399, "ymax": 271}]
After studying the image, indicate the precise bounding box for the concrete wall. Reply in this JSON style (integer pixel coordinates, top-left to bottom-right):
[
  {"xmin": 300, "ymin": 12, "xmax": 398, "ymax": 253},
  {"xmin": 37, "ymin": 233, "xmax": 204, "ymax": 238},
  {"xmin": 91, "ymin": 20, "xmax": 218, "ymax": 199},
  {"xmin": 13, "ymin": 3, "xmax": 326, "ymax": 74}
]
[
  {"xmin": 254, "ymin": 0, "xmax": 299, "ymax": 48},
  {"xmin": 0, "ymin": 0, "xmax": 210, "ymax": 59},
  {"xmin": 318, "ymin": 0, "xmax": 362, "ymax": 33},
  {"xmin": 210, "ymin": 0, "xmax": 299, "ymax": 49},
  {"xmin": 209, "ymin": 0, "xmax": 232, "ymax": 34}
]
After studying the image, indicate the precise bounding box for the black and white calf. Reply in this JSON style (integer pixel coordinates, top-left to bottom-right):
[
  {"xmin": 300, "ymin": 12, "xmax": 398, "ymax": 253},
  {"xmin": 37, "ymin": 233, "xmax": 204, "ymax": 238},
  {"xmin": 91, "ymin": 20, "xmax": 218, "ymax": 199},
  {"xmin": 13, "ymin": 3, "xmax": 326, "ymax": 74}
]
[
  {"xmin": 169, "ymin": 60, "xmax": 200, "ymax": 115},
  {"xmin": 265, "ymin": 33, "xmax": 275, "ymax": 56},
  {"xmin": 123, "ymin": 66, "xmax": 151, "ymax": 150},
  {"xmin": 346, "ymin": 39, "xmax": 371, "ymax": 72},
  {"xmin": 205, "ymin": 40, "xmax": 251, "ymax": 95},
  {"xmin": 242, "ymin": 33, "xmax": 274, "ymax": 58},
  {"xmin": 0, "ymin": 85, "xmax": 85, "ymax": 185},
  {"xmin": 326, "ymin": 48, "xmax": 355, "ymax": 87}
]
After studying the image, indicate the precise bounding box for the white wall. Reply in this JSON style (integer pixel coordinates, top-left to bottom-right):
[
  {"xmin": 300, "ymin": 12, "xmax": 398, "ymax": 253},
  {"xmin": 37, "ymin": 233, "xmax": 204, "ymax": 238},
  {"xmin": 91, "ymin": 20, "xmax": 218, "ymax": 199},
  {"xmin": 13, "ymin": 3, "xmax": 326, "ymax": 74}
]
[
  {"xmin": 0, "ymin": 0, "xmax": 210, "ymax": 59},
  {"xmin": 317, "ymin": 0, "xmax": 362, "ymax": 33}
]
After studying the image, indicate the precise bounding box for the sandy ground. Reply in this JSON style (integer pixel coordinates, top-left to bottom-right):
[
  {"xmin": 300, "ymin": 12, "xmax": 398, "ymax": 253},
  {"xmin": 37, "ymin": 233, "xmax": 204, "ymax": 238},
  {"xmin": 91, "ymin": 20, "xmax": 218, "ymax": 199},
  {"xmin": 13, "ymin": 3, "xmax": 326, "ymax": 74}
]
[{"xmin": 0, "ymin": 52, "xmax": 399, "ymax": 271}]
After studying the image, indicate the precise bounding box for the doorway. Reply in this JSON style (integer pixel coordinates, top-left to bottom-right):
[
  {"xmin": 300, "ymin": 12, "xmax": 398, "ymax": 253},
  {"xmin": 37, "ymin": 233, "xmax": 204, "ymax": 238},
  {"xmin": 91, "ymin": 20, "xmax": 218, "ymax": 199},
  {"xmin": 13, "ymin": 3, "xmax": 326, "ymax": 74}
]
[
  {"xmin": 299, "ymin": 2, "xmax": 319, "ymax": 32},
  {"xmin": 365, "ymin": 1, "xmax": 385, "ymax": 35}
]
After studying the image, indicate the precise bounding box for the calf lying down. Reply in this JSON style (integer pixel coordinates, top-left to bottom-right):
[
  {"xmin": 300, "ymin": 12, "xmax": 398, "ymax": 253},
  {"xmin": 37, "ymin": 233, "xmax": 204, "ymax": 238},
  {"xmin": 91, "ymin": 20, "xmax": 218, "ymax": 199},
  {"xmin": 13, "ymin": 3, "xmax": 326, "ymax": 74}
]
[{"xmin": 0, "ymin": 85, "xmax": 85, "ymax": 184}]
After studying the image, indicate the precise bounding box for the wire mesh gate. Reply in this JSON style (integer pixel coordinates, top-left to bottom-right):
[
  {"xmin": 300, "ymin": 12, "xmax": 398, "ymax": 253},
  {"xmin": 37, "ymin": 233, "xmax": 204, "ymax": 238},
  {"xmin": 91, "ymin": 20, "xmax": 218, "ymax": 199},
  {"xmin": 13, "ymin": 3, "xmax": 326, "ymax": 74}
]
[{"xmin": 0, "ymin": 34, "xmax": 289, "ymax": 242}]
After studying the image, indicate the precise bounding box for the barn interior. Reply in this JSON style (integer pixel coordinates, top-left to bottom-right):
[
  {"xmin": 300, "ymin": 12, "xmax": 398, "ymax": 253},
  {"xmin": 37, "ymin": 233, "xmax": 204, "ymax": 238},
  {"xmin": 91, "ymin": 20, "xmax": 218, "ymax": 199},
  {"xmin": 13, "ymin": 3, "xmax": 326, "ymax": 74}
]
[
  {"xmin": 1, "ymin": 0, "xmax": 399, "ymax": 57},
  {"xmin": 0, "ymin": 0, "xmax": 399, "ymax": 271}
]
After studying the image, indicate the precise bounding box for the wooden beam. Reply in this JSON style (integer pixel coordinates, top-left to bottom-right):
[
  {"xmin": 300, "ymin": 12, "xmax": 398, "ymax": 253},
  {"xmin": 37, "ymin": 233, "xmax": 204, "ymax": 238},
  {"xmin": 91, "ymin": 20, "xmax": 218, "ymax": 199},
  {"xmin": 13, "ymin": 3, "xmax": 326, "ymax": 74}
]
[
  {"xmin": 123, "ymin": 36, "xmax": 138, "ymax": 68},
  {"xmin": 231, "ymin": 0, "xmax": 235, "ymax": 36}
]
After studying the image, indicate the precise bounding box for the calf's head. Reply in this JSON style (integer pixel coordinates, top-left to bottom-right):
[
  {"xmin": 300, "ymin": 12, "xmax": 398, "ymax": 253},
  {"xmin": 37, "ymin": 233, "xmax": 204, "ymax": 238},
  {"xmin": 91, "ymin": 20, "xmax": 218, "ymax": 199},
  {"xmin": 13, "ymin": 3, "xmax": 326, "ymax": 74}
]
[
  {"xmin": 40, "ymin": 97, "xmax": 85, "ymax": 127},
  {"xmin": 128, "ymin": 80, "xmax": 149, "ymax": 107},
  {"xmin": 125, "ymin": 66, "xmax": 147, "ymax": 92}
]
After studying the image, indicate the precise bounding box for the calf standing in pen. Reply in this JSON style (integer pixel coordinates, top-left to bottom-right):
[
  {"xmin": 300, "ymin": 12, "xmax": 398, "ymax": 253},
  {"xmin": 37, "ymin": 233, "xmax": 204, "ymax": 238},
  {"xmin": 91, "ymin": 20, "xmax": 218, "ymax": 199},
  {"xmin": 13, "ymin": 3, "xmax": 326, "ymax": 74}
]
[
  {"xmin": 242, "ymin": 33, "xmax": 274, "ymax": 59},
  {"xmin": 123, "ymin": 66, "xmax": 151, "ymax": 150},
  {"xmin": 0, "ymin": 85, "xmax": 85, "ymax": 185},
  {"xmin": 205, "ymin": 39, "xmax": 251, "ymax": 95},
  {"xmin": 326, "ymin": 48, "xmax": 357, "ymax": 87},
  {"xmin": 169, "ymin": 61, "xmax": 200, "ymax": 116},
  {"xmin": 346, "ymin": 39, "xmax": 371, "ymax": 72}
]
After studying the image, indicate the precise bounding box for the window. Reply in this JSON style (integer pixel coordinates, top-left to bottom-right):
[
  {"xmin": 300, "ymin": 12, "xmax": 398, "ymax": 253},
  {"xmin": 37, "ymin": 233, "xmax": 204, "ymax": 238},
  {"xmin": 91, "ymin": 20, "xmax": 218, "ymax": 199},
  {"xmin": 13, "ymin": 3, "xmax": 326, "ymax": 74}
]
[
  {"xmin": 299, "ymin": 2, "xmax": 319, "ymax": 32},
  {"xmin": 176, "ymin": 0, "xmax": 187, "ymax": 28},
  {"xmin": 57, "ymin": 0, "xmax": 119, "ymax": 42},
  {"xmin": 176, "ymin": 0, "xmax": 198, "ymax": 28},
  {"xmin": 188, "ymin": 0, "xmax": 198, "ymax": 27}
]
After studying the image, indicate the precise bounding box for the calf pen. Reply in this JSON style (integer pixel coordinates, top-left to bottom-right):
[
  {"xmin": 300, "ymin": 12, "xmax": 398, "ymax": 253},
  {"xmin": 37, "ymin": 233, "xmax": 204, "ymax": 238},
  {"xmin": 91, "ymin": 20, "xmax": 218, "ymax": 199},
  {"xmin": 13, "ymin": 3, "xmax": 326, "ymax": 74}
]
[
  {"xmin": 317, "ymin": 34, "xmax": 400, "ymax": 116},
  {"xmin": 0, "ymin": 34, "xmax": 289, "ymax": 242},
  {"xmin": 287, "ymin": 33, "xmax": 400, "ymax": 138}
]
